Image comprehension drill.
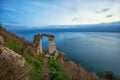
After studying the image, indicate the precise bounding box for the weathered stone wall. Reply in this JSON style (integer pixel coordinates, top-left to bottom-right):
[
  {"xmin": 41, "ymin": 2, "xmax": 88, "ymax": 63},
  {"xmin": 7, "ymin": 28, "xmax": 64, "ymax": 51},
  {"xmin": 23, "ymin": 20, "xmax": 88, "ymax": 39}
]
[
  {"xmin": 49, "ymin": 39, "xmax": 56, "ymax": 54},
  {"xmin": 34, "ymin": 34, "xmax": 42, "ymax": 54},
  {"xmin": 38, "ymin": 37, "xmax": 42, "ymax": 54}
]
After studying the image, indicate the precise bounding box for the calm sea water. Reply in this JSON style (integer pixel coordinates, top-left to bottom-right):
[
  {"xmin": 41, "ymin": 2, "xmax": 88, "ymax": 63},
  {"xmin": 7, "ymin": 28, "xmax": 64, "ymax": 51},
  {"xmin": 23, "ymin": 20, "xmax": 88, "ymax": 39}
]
[{"xmin": 16, "ymin": 32, "xmax": 120, "ymax": 75}]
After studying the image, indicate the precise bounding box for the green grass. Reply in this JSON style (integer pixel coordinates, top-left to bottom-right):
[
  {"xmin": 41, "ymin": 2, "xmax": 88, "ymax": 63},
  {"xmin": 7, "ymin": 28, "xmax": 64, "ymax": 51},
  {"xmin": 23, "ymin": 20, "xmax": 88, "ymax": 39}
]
[
  {"xmin": 22, "ymin": 54, "xmax": 43, "ymax": 80},
  {"xmin": 4, "ymin": 40, "xmax": 25, "ymax": 54},
  {"xmin": 48, "ymin": 57, "xmax": 71, "ymax": 80}
]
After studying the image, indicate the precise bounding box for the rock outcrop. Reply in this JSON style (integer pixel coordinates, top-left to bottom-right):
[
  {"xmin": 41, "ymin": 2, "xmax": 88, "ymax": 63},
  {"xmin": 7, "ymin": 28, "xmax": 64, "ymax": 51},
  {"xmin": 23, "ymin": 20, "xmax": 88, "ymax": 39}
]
[
  {"xmin": 57, "ymin": 51, "xmax": 100, "ymax": 80},
  {"xmin": 0, "ymin": 44, "xmax": 26, "ymax": 80},
  {"xmin": 60, "ymin": 59, "xmax": 100, "ymax": 80},
  {"xmin": 0, "ymin": 46, "xmax": 25, "ymax": 67}
]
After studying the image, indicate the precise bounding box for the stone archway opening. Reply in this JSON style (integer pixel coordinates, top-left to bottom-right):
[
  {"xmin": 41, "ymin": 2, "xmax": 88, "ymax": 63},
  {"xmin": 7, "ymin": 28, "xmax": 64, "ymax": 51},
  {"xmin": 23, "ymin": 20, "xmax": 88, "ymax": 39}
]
[{"xmin": 42, "ymin": 36, "xmax": 49, "ymax": 52}]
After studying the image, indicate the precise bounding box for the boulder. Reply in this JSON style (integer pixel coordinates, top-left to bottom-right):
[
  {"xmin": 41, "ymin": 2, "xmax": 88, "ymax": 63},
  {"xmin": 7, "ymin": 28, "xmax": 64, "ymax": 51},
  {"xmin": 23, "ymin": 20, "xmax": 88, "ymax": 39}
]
[
  {"xmin": 0, "ymin": 46, "xmax": 26, "ymax": 80},
  {"xmin": 0, "ymin": 46, "xmax": 25, "ymax": 67}
]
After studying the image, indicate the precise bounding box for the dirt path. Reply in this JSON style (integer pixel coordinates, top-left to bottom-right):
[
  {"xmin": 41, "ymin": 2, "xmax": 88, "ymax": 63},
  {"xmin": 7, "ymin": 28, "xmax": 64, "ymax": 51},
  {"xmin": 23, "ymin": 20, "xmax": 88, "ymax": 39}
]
[{"xmin": 42, "ymin": 58, "xmax": 50, "ymax": 80}]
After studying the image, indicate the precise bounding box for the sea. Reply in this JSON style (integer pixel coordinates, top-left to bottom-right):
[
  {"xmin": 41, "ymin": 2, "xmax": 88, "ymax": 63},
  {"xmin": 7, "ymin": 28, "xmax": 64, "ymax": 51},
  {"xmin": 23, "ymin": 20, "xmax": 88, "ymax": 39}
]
[{"xmin": 10, "ymin": 30, "xmax": 120, "ymax": 75}]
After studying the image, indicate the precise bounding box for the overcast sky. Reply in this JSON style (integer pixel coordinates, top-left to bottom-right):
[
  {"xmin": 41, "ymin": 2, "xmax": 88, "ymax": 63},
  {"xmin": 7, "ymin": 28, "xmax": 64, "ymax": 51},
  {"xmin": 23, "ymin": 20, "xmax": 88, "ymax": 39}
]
[{"xmin": 0, "ymin": 0, "xmax": 120, "ymax": 28}]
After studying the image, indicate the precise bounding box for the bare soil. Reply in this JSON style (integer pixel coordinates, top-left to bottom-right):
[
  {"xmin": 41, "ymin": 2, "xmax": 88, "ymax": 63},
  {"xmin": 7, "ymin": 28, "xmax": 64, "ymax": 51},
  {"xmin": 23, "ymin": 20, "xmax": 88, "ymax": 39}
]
[{"xmin": 42, "ymin": 58, "xmax": 50, "ymax": 80}]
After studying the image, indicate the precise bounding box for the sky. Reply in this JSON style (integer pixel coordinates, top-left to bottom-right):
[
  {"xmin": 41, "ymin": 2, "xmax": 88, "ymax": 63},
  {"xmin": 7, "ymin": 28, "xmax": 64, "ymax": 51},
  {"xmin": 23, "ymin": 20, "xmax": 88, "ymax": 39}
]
[{"xmin": 0, "ymin": 0, "xmax": 120, "ymax": 28}]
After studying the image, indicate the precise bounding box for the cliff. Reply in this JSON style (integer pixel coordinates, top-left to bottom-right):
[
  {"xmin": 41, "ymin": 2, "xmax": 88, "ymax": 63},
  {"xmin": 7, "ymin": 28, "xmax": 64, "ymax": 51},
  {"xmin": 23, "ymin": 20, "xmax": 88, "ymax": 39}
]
[{"xmin": 0, "ymin": 26, "xmax": 119, "ymax": 80}]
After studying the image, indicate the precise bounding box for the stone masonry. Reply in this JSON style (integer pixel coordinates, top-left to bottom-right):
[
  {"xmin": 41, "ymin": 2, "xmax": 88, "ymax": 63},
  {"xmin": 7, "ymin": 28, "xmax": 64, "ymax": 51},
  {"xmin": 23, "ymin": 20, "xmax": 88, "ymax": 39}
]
[
  {"xmin": 34, "ymin": 34, "xmax": 42, "ymax": 55},
  {"xmin": 49, "ymin": 35, "xmax": 56, "ymax": 54}
]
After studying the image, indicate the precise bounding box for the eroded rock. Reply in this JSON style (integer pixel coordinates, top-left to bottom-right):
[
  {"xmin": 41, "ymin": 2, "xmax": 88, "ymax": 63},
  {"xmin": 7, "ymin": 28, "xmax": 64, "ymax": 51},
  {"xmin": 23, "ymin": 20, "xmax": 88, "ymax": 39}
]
[
  {"xmin": 0, "ymin": 46, "xmax": 26, "ymax": 80},
  {"xmin": 0, "ymin": 46, "xmax": 25, "ymax": 67}
]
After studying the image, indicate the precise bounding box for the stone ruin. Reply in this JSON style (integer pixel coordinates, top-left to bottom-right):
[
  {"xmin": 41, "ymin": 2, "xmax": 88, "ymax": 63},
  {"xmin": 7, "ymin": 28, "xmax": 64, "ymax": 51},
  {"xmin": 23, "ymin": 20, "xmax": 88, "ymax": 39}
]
[{"xmin": 33, "ymin": 34, "xmax": 58, "ymax": 59}]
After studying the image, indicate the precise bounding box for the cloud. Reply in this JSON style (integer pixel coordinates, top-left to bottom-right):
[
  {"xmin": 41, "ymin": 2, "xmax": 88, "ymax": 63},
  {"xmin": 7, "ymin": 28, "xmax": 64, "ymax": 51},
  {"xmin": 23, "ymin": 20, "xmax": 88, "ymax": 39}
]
[
  {"xmin": 28, "ymin": 0, "xmax": 58, "ymax": 8},
  {"xmin": 110, "ymin": 0, "xmax": 120, "ymax": 3},
  {"xmin": 106, "ymin": 14, "xmax": 113, "ymax": 18},
  {"xmin": 72, "ymin": 17, "xmax": 82, "ymax": 22},
  {"xmin": 110, "ymin": 0, "xmax": 116, "ymax": 2},
  {"xmin": 0, "ymin": 7, "xmax": 17, "ymax": 12},
  {"xmin": 6, "ymin": 21, "xmax": 19, "ymax": 24},
  {"xmin": 5, "ymin": 13, "xmax": 16, "ymax": 18},
  {"xmin": 0, "ymin": 0, "xmax": 120, "ymax": 27},
  {"xmin": 2, "ymin": 21, "xmax": 22, "ymax": 27},
  {"xmin": 96, "ymin": 8, "xmax": 110, "ymax": 13}
]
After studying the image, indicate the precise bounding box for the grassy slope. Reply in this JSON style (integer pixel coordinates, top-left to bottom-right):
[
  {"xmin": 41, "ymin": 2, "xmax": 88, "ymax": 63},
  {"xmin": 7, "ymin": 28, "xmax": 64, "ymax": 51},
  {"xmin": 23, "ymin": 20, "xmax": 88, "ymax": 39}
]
[
  {"xmin": 23, "ymin": 54, "xmax": 43, "ymax": 80},
  {"xmin": 0, "ymin": 26, "xmax": 44, "ymax": 80},
  {"xmin": 4, "ymin": 39, "xmax": 70, "ymax": 80},
  {"xmin": 0, "ymin": 26, "xmax": 70, "ymax": 80}
]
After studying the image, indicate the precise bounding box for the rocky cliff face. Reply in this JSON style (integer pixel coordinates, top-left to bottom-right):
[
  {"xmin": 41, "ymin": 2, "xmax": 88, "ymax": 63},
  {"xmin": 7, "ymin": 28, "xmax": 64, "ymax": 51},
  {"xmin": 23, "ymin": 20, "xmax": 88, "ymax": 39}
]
[
  {"xmin": 62, "ymin": 59, "xmax": 99, "ymax": 80},
  {"xmin": 57, "ymin": 51, "xmax": 100, "ymax": 80}
]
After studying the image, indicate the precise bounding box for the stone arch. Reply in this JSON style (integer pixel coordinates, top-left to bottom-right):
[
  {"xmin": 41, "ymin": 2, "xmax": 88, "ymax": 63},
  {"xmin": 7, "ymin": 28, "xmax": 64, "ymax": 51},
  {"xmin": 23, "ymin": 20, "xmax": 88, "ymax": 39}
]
[{"xmin": 34, "ymin": 34, "xmax": 56, "ymax": 55}]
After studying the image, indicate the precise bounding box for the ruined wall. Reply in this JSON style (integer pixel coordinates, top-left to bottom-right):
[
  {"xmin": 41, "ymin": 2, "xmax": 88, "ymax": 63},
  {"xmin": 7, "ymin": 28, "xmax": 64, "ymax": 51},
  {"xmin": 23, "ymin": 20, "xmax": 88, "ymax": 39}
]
[
  {"xmin": 37, "ymin": 36, "xmax": 42, "ymax": 54},
  {"xmin": 34, "ymin": 34, "xmax": 42, "ymax": 54},
  {"xmin": 49, "ymin": 37, "xmax": 56, "ymax": 54}
]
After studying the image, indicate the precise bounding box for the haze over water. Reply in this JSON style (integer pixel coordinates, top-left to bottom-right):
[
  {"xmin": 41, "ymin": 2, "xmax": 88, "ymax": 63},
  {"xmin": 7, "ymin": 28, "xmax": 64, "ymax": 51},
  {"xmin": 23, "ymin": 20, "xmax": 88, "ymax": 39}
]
[{"xmin": 15, "ymin": 31, "xmax": 120, "ymax": 75}]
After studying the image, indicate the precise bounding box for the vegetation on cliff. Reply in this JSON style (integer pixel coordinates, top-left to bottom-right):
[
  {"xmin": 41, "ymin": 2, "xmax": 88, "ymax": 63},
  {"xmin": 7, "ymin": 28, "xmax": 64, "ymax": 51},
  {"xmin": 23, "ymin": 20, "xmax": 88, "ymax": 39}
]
[{"xmin": 48, "ymin": 57, "xmax": 71, "ymax": 80}]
